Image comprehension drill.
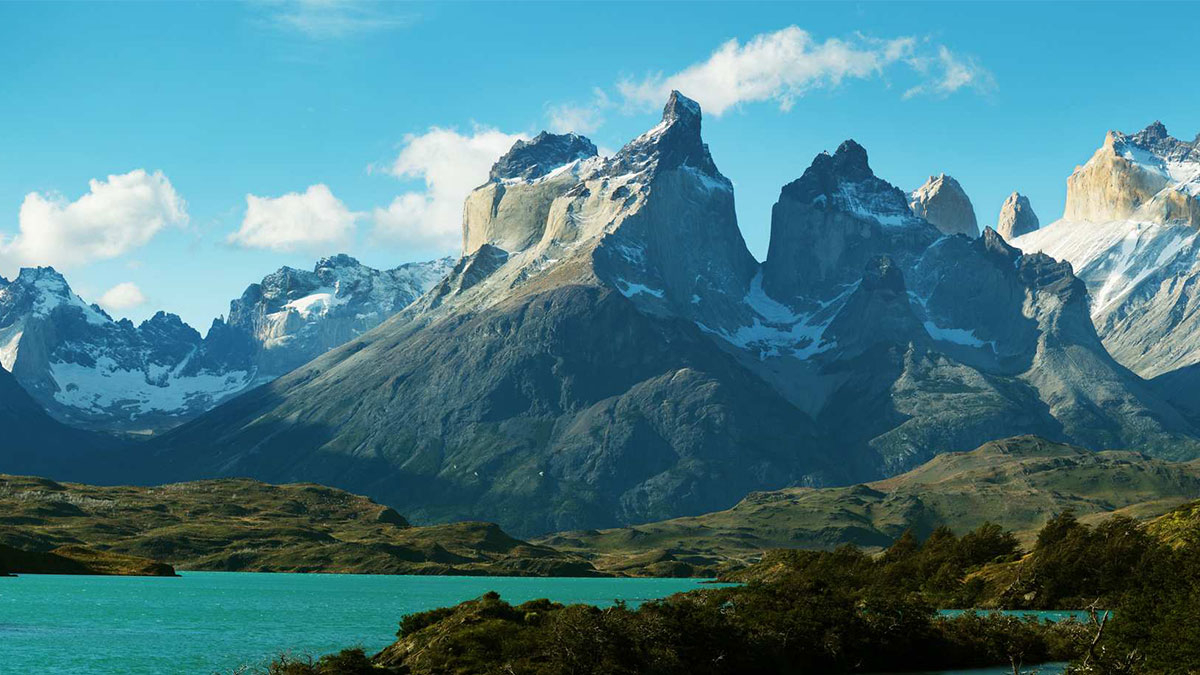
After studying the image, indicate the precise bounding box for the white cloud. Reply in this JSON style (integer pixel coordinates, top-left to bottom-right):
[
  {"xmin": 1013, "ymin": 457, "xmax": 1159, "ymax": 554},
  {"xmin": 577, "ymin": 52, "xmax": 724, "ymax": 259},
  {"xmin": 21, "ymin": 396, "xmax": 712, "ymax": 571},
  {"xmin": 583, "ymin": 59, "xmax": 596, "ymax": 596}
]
[
  {"xmin": 618, "ymin": 27, "xmax": 917, "ymax": 116},
  {"xmin": 903, "ymin": 46, "xmax": 996, "ymax": 99},
  {"xmin": 0, "ymin": 169, "xmax": 187, "ymax": 274},
  {"xmin": 265, "ymin": 0, "xmax": 413, "ymax": 40},
  {"xmin": 228, "ymin": 184, "xmax": 359, "ymax": 252},
  {"xmin": 98, "ymin": 282, "xmax": 147, "ymax": 313},
  {"xmin": 546, "ymin": 88, "xmax": 611, "ymax": 134},
  {"xmin": 372, "ymin": 126, "xmax": 526, "ymax": 251},
  {"xmin": 615, "ymin": 26, "xmax": 992, "ymax": 117}
]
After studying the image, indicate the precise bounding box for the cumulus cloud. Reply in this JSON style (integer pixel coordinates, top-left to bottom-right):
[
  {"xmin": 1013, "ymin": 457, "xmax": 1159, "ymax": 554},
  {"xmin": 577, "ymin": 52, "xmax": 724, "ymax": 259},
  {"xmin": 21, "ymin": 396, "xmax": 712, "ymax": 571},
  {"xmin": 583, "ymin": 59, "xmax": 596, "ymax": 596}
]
[
  {"xmin": 372, "ymin": 126, "xmax": 526, "ymax": 251},
  {"xmin": 0, "ymin": 169, "xmax": 187, "ymax": 273},
  {"xmin": 98, "ymin": 282, "xmax": 147, "ymax": 313},
  {"xmin": 227, "ymin": 184, "xmax": 359, "ymax": 252},
  {"xmin": 903, "ymin": 46, "xmax": 996, "ymax": 99},
  {"xmin": 264, "ymin": 0, "xmax": 413, "ymax": 39}
]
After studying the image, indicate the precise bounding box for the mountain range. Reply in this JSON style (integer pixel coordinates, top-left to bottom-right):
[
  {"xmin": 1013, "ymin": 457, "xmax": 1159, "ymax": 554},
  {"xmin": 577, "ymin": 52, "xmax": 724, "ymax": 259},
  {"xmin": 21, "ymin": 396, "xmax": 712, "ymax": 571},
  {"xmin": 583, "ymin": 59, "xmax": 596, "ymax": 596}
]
[
  {"xmin": 109, "ymin": 92, "xmax": 1197, "ymax": 536},
  {"xmin": 5, "ymin": 92, "xmax": 1200, "ymax": 540},
  {"xmin": 0, "ymin": 255, "xmax": 451, "ymax": 432}
]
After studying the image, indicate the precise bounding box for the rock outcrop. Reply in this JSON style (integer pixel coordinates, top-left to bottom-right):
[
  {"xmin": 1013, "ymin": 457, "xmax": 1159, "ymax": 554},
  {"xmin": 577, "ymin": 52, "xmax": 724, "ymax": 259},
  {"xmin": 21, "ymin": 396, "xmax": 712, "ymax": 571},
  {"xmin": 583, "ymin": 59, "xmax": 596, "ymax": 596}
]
[
  {"xmin": 996, "ymin": 192, "xmax": 1039, "ymax": 239},
  {"xmin": 909, "ymin": 173, "xmax": 980, "ymax": 237},
  {"xmin": 463, "ymin": 133, "xmax": 598, "ymax": 255},
  {"xmin": 762, "ymin": 140, "xmax": 939, "ymax": 307},
  {"xmin": 1063, "ymin": 122, "xmax": 1200, "ymax": 225},
  {"xmin": 1015, "ymin": 123, "xmax": 1200, "ymax": 380}
]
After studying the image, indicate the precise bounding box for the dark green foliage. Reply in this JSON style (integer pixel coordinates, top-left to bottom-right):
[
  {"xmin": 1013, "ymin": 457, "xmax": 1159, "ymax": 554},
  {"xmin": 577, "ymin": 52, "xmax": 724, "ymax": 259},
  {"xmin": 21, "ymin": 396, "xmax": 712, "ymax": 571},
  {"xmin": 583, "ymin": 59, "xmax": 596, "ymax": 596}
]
[
  {"xmin": 269, "ymin": 516, "xmax": 1200, "ymax": 674},
  {"xmin": 1013, "ymin": 512, "xmax": 1160, "ymax": 609}
]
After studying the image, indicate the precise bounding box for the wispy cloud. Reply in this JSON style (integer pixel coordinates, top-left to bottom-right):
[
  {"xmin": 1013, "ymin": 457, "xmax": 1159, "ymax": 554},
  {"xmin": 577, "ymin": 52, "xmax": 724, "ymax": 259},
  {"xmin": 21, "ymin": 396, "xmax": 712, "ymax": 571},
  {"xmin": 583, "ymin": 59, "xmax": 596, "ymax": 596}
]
[
  {"xmin": 618, "ymin": 27, "xmax": 919, "ymax": 116},
  {"xmin": 546, "ymin": 88, "xmax": 612, "ymax": 135},
  {"xmin": 903, "ymin": 45, "xmax": 996, "ymax": 99},
  {"xmin": 546, "ymin": 26, "xmax": 995, "ymax": 134},
  {"xmin": 262, "ymin": 0, "xmax": 414, "ymax": 40}
]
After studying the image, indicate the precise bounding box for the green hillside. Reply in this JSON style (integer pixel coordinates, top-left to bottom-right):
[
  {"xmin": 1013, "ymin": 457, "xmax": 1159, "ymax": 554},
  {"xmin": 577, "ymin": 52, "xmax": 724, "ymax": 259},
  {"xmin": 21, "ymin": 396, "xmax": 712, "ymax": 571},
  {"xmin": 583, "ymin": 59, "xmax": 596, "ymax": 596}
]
[
  {"xmin": 539, "ymin": 436, "xmax": 1200, "ymax": 575},
  {"xmin": 0, "ymin": 475, "xmax": 598, "ymax": 576}
]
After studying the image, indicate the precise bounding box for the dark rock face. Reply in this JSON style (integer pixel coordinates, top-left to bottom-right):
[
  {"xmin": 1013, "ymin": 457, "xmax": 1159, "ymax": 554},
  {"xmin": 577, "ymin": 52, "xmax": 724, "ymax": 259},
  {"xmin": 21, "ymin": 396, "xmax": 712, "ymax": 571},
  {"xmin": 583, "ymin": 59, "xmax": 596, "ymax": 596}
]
[
  {"xmin": 605, "ymin": 91, "xmax": 721, "ymax": 177},
  {"xmin": 0, "ymin": 366, "xmax": 126, "ymax": 480},
  {"xmin": 762, "ymin": 140, "xmax": 940, "ymax": 306},
  {"xmin": 151, "ymin": 285, "xmax": 832, "ymax": 535},
  {"xmin": 489, "ymin": 132, "xmax": 598, "ymax": 182}
]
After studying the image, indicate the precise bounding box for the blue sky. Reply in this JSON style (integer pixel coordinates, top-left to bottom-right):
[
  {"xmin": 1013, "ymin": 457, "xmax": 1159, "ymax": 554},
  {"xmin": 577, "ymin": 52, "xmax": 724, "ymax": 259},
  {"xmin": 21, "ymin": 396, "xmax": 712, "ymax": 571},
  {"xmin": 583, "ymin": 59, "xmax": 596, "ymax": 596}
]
[{"xmin": 0, "ymin": 1, "xmax": 1196, "ymax": 330}]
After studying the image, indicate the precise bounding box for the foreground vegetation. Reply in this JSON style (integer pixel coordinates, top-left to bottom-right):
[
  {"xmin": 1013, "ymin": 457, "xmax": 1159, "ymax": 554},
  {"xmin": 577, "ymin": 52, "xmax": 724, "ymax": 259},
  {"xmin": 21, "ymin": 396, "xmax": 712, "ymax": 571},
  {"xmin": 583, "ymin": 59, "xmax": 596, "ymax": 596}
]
[
  {"xmin": 263, "ymin": 506, "xmax": 1200, "ymax": 674},
  {"xmin": 0, "ymin": 475, "xmax": 597, "ymax": 576}
]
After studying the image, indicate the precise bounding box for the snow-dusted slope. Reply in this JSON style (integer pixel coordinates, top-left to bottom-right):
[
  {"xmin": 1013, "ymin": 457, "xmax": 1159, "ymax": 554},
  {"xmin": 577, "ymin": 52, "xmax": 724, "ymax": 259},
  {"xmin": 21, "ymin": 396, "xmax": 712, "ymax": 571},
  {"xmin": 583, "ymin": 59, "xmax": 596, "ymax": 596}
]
[
  {"xmin": 0, "ymin": 256, "xmax": 451, "ymax": 432},
  {"xmin": 0, "ymin": 268, "xmax": 251, "ymax": 431},
  {"xmin": 1014, "ymin": 123, "xmax": 1200, "ymax": 378},
  {"xmin": 220, "ymin": 254, "xmax": 454, "ymax": 379}
]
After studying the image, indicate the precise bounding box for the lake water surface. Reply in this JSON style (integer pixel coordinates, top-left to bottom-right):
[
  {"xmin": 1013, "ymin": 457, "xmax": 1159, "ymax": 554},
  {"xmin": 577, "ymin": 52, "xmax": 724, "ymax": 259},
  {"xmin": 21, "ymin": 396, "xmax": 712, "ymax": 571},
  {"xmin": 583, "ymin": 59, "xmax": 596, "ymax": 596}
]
[{"xmin": 0, "ymin": 572, "xmax": 712, "ymax": 674}]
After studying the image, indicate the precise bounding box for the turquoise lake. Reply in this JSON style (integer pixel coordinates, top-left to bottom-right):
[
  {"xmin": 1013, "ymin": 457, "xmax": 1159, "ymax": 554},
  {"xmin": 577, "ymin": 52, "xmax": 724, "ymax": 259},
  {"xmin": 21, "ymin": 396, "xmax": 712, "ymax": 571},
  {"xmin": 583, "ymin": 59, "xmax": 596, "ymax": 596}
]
[{"xmin": 0, "ymin": 572, "xmax": 712, "ymax": 674}]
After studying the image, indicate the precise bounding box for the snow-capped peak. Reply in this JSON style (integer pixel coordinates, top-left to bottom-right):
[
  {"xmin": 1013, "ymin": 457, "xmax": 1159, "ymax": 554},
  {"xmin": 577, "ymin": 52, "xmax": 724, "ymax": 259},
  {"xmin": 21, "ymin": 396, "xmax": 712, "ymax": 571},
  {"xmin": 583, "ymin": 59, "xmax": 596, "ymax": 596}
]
[
  {"xmin": 1110, "ymin": 122, "xmax": 1200, "ymax": 198},
  {"xmin": 2, "ymin": 266, "xmax": 110, "ymax": 326},
  {"xmin": 778, "ymin": 140, "xmax": 920, "ymax": 228}
]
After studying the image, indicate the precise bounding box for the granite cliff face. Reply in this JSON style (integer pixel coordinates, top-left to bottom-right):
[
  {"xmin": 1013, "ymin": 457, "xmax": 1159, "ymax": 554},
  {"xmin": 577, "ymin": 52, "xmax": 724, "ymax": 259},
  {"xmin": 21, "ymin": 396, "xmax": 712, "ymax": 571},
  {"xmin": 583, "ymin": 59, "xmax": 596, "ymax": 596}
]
[
  {"xmin": 762, "ymin": 140, "xmax": 939, "ymax": 307},
  {"xmin": 909, "ymin": 173, "xmax": 980, "ymax": 238},
  {"xmin": 996, "ymin": 192, "xmax": 1039, "ymax": 239},
  {"xmin": 140, "ymin": 95, "xmax": 1200, "ymax": 536},
  {"xmin": 1062, "ymin": 122, "xmax": 1200, "ymax": 225},
  {"xmin": 1015, "ymin": 123, "xmax": 1200, "ymax": 381},
  {"xmin": 0, "ymin": 256, "xmax": 450, "ymax": 432},
  {"xmin": 463, "ymin": 133, "xmax": 598, "ymax": 255}
]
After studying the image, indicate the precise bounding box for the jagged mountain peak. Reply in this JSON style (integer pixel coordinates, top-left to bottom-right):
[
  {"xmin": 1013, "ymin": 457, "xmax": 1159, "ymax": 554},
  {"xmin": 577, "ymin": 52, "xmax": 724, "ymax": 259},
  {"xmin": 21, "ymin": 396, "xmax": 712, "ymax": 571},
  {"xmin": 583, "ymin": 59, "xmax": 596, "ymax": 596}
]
[
  {"xmin": 996, "ymin": 191, "xmax": 1039, "ymax": 240},
  {"xmin": 488, "ymin": 131, "xmax": 598, "ymax": 183},
  {"xmin": 1115, "ymin": 121, "xmax": 1198, "ymax": 163},
  {"xmin": 909, "ymin": 173, "xmax": 979, "ymax": 238},
  {"xmin": 139, "ymin": 310, "xmax": 191, "ymax": 330},
  {"xmin": 315, "ymin": 253, "xmax": 362, "ymax": 270},
  {"xmin": 778, "ymin": 139, "xmax": 915, "ymax": 225},
  {"xmin": 1061, "ymin": 121, "xmax": 1200, "ymax": 225},
  {"xmin": 663, "ymin": 89, "xmax": 701, "ymax": 122},
  {"xmin": 1133, "ymin": 120, "xmax": 1170, "ymax": 144},
  {"xmin": 606, "ymin": 90, "xmax": 721, "ymax": 178},
  {"xmin": 1, "ymin": 265, "xmax": 109, "ymax": 325}
]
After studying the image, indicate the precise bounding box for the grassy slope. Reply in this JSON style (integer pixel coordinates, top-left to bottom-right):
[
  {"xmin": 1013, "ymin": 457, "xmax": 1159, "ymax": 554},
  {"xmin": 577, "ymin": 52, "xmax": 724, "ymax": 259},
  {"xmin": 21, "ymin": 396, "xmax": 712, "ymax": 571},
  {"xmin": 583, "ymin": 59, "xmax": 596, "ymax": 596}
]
[
  {"xmin": 0, "ymin": 475, "xmax": 598, "ymax": 576},
  {"xmin": 537, "ymin": 436, "xmax": 1200, "ymax": 576}
]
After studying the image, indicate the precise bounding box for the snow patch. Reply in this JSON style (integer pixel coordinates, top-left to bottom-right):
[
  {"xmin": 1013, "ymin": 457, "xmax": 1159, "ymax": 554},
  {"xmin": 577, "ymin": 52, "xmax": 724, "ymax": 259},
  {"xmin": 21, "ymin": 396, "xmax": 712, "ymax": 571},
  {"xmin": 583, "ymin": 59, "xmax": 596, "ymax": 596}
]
[{"xmin": 616, "ymin": 279, "xmax": 665, "ymax": 299}]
